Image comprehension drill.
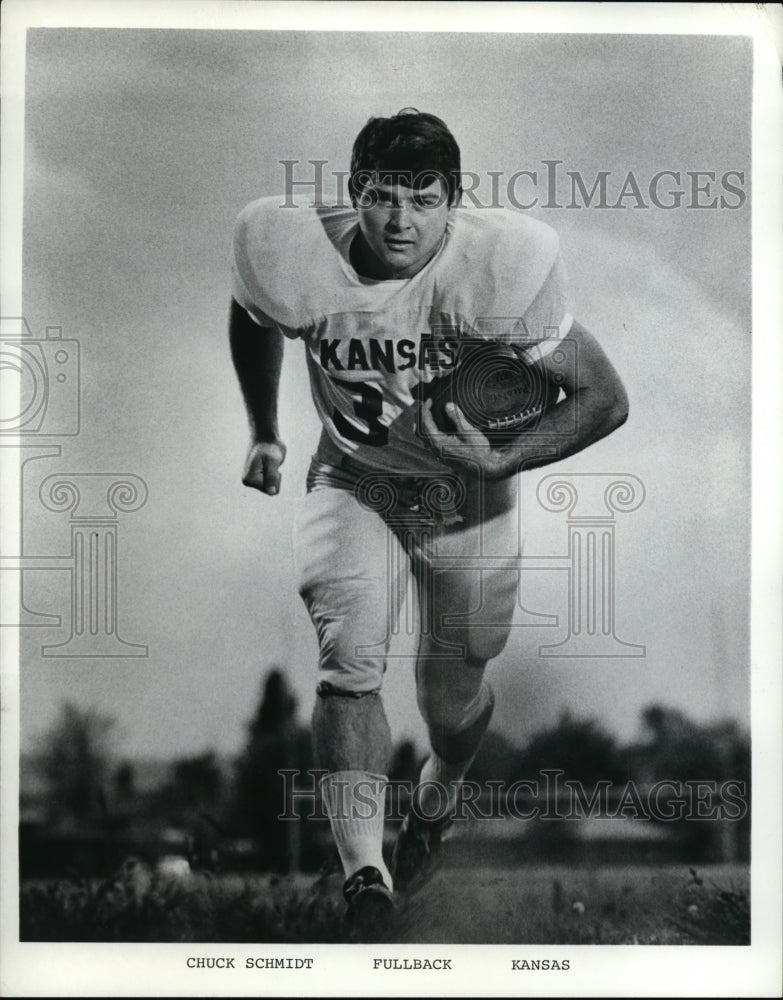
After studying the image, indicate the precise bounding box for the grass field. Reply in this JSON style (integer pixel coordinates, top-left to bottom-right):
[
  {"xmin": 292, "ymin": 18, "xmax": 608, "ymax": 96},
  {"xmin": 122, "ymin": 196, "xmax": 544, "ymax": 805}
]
[{"xmin": 20, "ymin": 861, "xmax": 749, "ymax": 945}]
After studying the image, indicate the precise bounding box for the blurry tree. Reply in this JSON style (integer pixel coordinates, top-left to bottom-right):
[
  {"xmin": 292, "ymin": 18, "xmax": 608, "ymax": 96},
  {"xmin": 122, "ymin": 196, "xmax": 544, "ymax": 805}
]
[
  {"xmin": 134, "ymin": 751, "xmax": 229, "ymax": 870},
  {"xmin": 105, "ymin": 761, "xmax": 138, "ymax": 834},
  {"xmin": 467, "ymin": 730, "xmax": 526, "ymax": 785},
  {"xmin": 632, "ymin": 703, "xmax": 751, "ymax": 861},
  {"xmin": 38, "ymin": 702, "xmax": 116, "ymax": 828},
  {"xmin": 171, "ymin": 752, "xmax": 224, "ymax": 808},
  {"xmin": 520, "ymin": 710, "xmax": 629, "ymax": 785},
  {"xmin": 233, "ymin": 668, "xmax": 312, "ymax": 872},
  {"xmin": 113, "ymin": 762, "xmax": 135, "ymax": 802},
  {"xmin": 638, "ymin": 704, "xmax": 744, "ymax": 781},
  {"xmin": 153, "ymin": 751, "xmax": 225, "ymax": 821}
]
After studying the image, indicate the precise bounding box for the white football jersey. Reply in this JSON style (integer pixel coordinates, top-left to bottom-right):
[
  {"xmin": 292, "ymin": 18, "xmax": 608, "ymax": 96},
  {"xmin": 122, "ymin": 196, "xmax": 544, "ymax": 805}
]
[{"xmin": 232, "ymin": 195, "xmax": 573, "ymax": 475}]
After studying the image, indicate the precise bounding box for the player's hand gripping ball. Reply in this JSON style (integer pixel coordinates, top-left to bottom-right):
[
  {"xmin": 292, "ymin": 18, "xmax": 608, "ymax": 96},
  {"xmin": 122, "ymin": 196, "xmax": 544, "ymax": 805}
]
[{"xmin": 426, "ymin": 339, "xmax": 560, "ymax": 445}]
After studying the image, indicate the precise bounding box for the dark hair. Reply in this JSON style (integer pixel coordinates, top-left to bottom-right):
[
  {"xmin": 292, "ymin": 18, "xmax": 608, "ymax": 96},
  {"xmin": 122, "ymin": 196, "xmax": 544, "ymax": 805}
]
[{"xmin": 349, "ymin": 108, "xmax": 462, "ymax": 207}]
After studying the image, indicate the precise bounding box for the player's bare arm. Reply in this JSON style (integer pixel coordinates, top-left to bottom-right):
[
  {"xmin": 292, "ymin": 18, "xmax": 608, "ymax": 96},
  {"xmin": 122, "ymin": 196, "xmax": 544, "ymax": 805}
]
[
  {"xmin": 421, "ymin": 320, "xmax": 628, "ymax": 479},
  {"xmin": 228, "ymin": 297, "xmax": 287, "ymax": 495}
]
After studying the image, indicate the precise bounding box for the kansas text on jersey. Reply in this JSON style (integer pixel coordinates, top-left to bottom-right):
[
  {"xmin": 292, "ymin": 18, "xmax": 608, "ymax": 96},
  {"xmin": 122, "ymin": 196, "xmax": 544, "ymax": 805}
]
[{"xmin": 232, "ymin": 195, "xmax": 573, "ymax": 474}]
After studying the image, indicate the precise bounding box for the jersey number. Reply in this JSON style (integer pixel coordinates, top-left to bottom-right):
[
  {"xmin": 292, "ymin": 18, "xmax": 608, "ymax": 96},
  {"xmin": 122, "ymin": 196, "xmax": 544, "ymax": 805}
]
[{"xmin": 332, "ymin": 379, "xmax": 389, "ymax": 447}]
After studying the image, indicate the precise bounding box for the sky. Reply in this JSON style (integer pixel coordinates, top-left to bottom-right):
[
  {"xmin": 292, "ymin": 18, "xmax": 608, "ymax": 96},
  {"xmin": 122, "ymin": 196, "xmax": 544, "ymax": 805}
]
[{"xmin": 13, "ymin": 27, "xmax": 753, "ymax": 761}]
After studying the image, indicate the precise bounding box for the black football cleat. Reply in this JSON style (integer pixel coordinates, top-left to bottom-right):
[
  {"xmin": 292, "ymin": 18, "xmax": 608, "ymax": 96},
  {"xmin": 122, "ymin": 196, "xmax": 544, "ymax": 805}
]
[
  {"xmin": 390, "ymin": 808, "xmax": 453, "ymax": 892},
  {"xmin": 342, "ymin": 865, "xmax": 395, "ymax": 933}
]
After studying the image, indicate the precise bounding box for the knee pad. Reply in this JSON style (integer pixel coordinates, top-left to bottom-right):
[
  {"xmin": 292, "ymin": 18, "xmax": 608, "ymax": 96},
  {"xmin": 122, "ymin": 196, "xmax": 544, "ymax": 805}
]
[
  {"xmin": 464, "ymin": 622, "xmax": 514, "ymax": 663},
  {"xmin": 428, "ymin": 683, "xmax": 495, "ymax": 764},
  {"xmin": 309, "ymin": 609, "xmax": 387, "ymax": 697}
]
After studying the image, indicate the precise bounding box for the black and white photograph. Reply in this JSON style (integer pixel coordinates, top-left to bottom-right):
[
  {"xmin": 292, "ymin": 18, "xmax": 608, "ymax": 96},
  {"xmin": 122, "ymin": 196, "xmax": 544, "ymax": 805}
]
[{"xmin": 1, "ymin": 2, "xmax": 781, "ymax": 996}]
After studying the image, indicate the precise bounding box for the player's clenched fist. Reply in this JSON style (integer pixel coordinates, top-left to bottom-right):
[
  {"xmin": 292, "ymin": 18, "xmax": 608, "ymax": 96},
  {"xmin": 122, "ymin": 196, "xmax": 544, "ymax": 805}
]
[{"xmin": 242, "ymin": 438, "xmax": 287, "ymax": 496}]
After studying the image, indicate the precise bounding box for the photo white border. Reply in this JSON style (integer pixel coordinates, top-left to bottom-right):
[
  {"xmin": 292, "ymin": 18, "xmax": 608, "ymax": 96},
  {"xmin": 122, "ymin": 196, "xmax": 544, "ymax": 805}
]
[{"xmin": 1, "ymin": 2, "xmax": 781, "ymax": 996}]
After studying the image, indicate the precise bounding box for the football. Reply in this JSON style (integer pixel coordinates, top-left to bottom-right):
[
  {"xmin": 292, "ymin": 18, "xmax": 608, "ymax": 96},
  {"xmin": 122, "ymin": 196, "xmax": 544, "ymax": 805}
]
[{"xmin": 424, "ymin": 339, "xmax": 562, "ymax": 442}]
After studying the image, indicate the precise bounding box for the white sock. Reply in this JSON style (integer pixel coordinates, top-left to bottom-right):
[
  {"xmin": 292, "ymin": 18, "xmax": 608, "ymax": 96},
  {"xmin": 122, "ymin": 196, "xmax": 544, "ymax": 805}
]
[{"xmin": 320, "ymin": 770, "xmax": 393, "ymax": 890}]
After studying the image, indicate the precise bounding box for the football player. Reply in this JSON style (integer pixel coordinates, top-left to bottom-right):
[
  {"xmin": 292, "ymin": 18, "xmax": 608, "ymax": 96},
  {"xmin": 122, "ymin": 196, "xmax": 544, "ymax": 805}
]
[{"xmin": 230, "ymin": 110, "xmax": 628, "ymax": 927}]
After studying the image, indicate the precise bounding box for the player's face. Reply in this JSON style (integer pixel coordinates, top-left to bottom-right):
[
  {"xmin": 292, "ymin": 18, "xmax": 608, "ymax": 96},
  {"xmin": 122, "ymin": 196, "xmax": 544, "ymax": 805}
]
[{"xmin": 353, "ymin": 178, "xmax": 452, "ymax": 280}]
